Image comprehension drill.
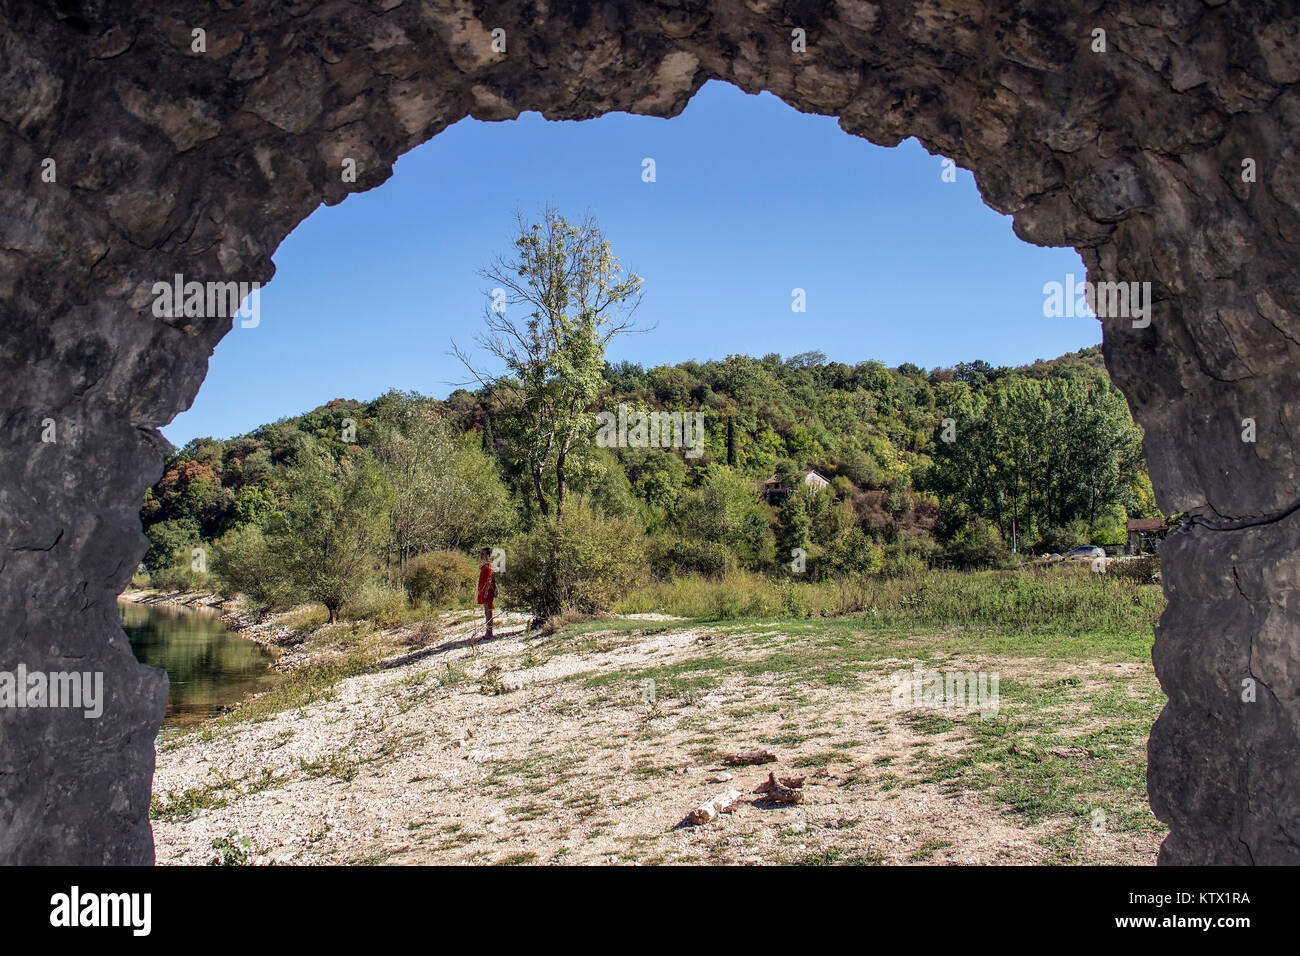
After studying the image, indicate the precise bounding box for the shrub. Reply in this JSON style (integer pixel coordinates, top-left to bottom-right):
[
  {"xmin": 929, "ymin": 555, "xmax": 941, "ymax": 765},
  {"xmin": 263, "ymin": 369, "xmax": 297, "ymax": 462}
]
[
  {"xmin": 1089, "ymin": 505, "xmax": 1128, "ymax": 547},
  {"xmin": 212, "ymin": 524, "xmax": 294, "ymax": 609},
  {"xmin": 940, "ymin": 518, "xmax": 1010, "ymax": 570},
  {"xmin": 502, "ymin": 504, "xmax": 646, "ymax": 619},
  {"xmin": 647, "ymin": 536, "xmax": 729, "ymax": 578},
  {"xmin": 404, "ymin": 551, "xmax": 477, "ymax": 608},
  {"xmin": 143, "ymin": 519, "xmax": 200, "ymax": 573},
  {"xmin": 149, "ymin": 555, "xmax": 211, "ymax": 593},
  {"xmin": 674, "ymin": 466, "xmax": 775, "ymax": 570},
  {"xmin": 1036, "ymin": 521, "xmax": 1091, "ymax": 555},
  {"xmin": 1106, "ymin": 554, "xmax": 1160, "ymax": 583},
  {"xmin": 880, "ymin": 547, "xmax": 931, "ymax": 577},
  {"xmin": 341, "ymin": 579, "xmax": 409, "ymax": 626},
  {"xmin": 821, "ymin": 528, "xmax": 883, "ymax": 578}
]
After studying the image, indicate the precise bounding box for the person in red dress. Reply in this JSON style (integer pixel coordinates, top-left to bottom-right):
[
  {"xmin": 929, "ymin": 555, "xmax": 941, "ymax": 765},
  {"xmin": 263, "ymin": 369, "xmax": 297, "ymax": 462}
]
[{"xmin": 476, "ymin": 548, "xmax": 496, "ymax": 639}]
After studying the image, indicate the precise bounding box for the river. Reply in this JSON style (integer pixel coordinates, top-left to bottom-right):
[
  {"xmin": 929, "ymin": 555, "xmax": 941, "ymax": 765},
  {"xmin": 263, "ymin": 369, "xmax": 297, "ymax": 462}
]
[{"xmin": 118, "ymin": 600, "xmax": 279, "ymax": 727}]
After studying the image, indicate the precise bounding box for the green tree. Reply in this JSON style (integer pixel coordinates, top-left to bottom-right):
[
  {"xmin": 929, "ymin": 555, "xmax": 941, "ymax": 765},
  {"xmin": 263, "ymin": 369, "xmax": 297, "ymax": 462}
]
[
  {"xmin": 266, "ymin": 449, "xmax": 390, "ymax": 623},
  {"xmin": 142, "ymin": 518, "xmax": 200, "ymax": 574},
  {"xmin": 370, "ymin": 392, "xmax": 516, "ymax": 568},
  {"xmin": 674, "ymin": 465, "xmax": 774, "ymax": 572},
  {"xmin": 455, "ymin": 207, "xmax": 643, "ymax": 520},
  {"xmin": 929, "ymin": 374, "xmax": 1146, "ymax": 550},
  {"xmin": 212, "ymin": 523, "xmax": 293, "ymax": 608}
]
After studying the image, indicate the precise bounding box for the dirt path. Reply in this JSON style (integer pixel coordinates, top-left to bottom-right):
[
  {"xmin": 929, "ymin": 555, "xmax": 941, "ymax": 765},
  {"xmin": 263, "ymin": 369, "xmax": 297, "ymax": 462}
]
[{"xmin": 152, "ymin": 612, "xmax": 1163, "ymax": 865}]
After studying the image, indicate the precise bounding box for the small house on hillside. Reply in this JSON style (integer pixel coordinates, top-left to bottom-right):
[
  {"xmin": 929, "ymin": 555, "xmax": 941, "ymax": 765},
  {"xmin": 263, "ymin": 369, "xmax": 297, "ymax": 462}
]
[
  {"xmin": 761, "ymin": 469, "xmax": 831, "ymax": 504},
  {"xmin": 804, "ymin": 470, "xmax": 831, "ymax": 489}
]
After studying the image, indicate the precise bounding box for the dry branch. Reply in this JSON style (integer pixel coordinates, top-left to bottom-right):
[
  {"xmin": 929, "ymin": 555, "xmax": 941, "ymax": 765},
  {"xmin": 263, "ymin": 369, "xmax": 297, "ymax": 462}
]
[
  {"xmin": 754, "ymin": 772, "xmax": 805, "ymax": 804},
  {"xmin": 721, "ymin": 749, "xmax": 777, "ymax": 767},
  {"xmin": 685, "ymin": 789, "xmax": 742, "ymax": 826}
]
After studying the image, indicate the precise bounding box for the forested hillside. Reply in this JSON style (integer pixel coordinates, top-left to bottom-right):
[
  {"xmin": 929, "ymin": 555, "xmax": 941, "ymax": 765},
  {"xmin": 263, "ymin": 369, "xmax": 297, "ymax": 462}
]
[{"xmin": 140, "ymin": 345, "xmax": 1161, "ymax": 615}]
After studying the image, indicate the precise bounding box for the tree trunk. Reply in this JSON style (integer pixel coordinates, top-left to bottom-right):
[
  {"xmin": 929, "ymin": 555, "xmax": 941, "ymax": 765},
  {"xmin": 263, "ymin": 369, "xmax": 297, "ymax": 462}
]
[
  {"xmin": 685, "ymin": 789, "xmax": 742, "ymax": 826},
  {"xmin": 555, "ymin": 446, "xmax": 568, "ymax": 519},
  {"xmin": 1012, "ymin": 457, "xmax": 1021, "ymax": 553},
  {"xmin": 532, "ymin": 466, "xmax": 549, "ymax": 517}
]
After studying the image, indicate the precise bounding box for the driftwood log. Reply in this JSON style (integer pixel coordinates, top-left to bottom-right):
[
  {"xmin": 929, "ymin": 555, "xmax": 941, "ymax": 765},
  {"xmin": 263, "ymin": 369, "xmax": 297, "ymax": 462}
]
[
  {"xmin": 754, "ymin": 772, "xmax": 805, "ymax": 804},
  {"xmin": 721, "ymin": 749, "xmax": 777, "ymax": 767},
  {"xmin": 685, "ymin": 789, "xmax": 742, "ymax": 826}
]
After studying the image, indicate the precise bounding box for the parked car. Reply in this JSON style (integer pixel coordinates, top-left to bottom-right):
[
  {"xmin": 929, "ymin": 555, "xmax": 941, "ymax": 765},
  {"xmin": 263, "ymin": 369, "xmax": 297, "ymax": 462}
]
[{"xmin": 1066, "ymin": 545, "xmax": 1105, "ymax": 560}]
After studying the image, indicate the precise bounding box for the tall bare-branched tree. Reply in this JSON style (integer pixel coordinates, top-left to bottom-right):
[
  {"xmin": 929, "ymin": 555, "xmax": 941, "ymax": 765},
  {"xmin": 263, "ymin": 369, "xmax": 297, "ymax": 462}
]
[{"xmin": 454, "ymin": 207, "xmax": 644, "ymax": 520}]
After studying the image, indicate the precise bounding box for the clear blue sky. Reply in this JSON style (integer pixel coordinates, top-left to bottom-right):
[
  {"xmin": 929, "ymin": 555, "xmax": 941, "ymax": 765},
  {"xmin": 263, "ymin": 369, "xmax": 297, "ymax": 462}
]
[{"xmin": 165, "ymin": 80, "xmax": 1098, "ymax": 447}]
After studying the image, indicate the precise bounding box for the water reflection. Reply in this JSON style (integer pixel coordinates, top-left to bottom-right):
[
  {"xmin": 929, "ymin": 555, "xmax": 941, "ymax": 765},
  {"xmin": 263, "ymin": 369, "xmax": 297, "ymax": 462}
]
[{"xmin": 118, "ymin": 600, "xmax": 279, "ymax": 727}]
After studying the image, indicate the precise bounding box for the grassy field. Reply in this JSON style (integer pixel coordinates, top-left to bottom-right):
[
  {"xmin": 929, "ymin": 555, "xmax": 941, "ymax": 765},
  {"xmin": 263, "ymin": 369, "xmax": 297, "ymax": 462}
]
[{"xmin": 549, "ymin": 568, "xmax": 1166, "ymax": 862}]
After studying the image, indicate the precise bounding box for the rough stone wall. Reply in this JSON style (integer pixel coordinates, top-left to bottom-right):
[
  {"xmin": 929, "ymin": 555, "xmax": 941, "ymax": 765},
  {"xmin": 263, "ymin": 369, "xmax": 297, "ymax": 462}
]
[{"xmin": 0, "ymin": 0, "xmax": 1296, "ymax": 863}]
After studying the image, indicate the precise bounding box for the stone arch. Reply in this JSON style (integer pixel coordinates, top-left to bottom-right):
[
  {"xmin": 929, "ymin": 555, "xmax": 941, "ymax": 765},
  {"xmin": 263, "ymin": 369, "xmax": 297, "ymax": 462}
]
[{"xmin": 2, "ymin": 1, "xmax": 1297, "ymax": 864}]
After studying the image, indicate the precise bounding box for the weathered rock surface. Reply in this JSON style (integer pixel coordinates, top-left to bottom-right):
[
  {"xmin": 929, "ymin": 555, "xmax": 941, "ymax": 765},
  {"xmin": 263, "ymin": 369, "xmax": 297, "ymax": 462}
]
[{"xmin": 1, "ymin": 1, "xmax": 1297, "ymax": 863}]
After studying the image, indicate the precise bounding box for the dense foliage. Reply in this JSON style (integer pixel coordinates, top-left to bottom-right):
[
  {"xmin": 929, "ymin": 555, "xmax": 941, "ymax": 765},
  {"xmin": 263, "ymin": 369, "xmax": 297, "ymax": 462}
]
[{"xmin": 140, "ymin": 345, "xmax": 1160, "ymax": 618}]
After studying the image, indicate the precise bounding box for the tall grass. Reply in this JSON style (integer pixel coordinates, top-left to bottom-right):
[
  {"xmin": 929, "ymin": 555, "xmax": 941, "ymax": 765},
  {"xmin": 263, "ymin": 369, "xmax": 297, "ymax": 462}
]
[{"xmin": 615, "ymin": 564, "xmax": 1165, "ymax": 635}]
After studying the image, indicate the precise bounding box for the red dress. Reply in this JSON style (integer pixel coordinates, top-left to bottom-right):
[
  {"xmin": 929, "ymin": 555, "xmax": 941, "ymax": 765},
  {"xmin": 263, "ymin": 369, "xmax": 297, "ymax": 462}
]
[{"xmin": 477, "ymin": 564, "xmax": 494, "ymax": 607}]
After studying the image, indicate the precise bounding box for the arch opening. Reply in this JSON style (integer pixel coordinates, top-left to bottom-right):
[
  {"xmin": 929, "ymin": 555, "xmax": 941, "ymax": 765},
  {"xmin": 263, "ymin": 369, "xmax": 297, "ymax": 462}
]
[
  {"xmin": 2, "ymin": 1, "xmax": 1298, "ymax": 865},
  {"xmin": 144, "ymin": 79, "xmax": 1162, "ymax": 866}
]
